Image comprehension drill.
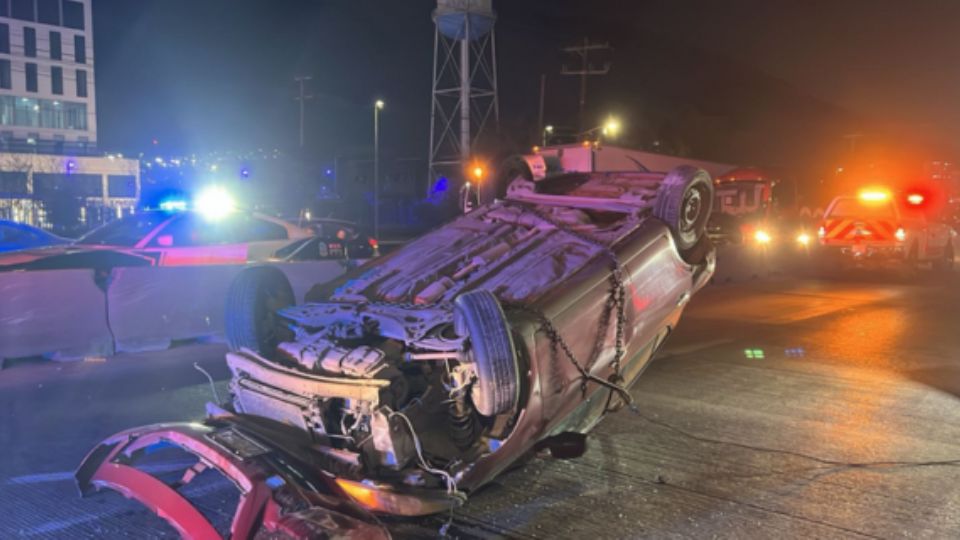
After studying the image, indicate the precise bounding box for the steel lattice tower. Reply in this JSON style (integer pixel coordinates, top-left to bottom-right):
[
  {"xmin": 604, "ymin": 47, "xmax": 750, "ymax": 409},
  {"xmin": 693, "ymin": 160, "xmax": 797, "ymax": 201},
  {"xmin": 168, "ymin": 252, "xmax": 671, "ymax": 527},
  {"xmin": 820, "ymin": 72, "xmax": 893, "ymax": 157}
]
[{"xmin": 427, "ymin": 0, "xmax": 499, "ymax": 194}]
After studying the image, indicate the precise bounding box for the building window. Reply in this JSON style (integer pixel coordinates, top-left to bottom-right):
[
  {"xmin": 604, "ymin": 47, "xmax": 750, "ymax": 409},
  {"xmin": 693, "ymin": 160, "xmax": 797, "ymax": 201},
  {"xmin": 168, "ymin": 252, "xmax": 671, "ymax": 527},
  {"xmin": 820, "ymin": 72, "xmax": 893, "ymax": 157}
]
[
  {"xmin": 11, "ymin": 0, "xmax": 35, "ymax": 21},
  {"xmin": 51, "ymin": 65, "xmax": 62, "ymax": 94},
  {"xmin": 49, "ymin": 31, "xmax": 61, "ymax": 60},
  {"xmin": 25, "ymin": 62, "xmax": 38, "ymax": 92},
  {"xmin": 23, "ymin": 27, "xmax": 36, "ymax": 57},
  {"xmin": 37, "ymin": 0, "xmax": 59, "ymax": 25},
  {"xmin": 0, "ymin": 96, "xmax": 87, "ymax": 130},
  {"xmin": 74, "ymin": 35, "xmax": 85, "ymax": 63},
  {"xmin": 0, "ymin": 60, "xmax": 10, "ymax": 90},
  {"xmin": 75, "ymin": 68, "xmax": 86, "ymax": 97},
  {"xmin": 0, "ymin": 24, "xmax": 9, "ymax": 54},
  {"xmin": 62, "ymin": 0, "xmax": 84, "ymax": 30}
]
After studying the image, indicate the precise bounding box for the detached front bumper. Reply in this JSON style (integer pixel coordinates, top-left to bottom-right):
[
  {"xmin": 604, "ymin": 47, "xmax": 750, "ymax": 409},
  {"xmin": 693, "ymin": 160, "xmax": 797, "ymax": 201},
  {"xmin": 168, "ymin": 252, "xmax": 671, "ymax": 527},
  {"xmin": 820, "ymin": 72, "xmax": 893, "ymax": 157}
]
[{"xmin": 75, "ymin": 418, "xmax": 392, "ymax": 539}]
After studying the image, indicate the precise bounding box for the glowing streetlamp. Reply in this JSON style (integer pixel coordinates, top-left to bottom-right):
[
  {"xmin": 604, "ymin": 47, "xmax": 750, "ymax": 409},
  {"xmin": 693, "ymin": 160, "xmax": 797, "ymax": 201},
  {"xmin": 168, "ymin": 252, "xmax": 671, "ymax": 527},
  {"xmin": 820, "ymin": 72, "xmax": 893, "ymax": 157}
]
[
  {"xmin": 470, "ymin": 163, "xmax": 486, "ymax": 205},
  {"xmin": 601, "ymin": 116, "xmax": 621, "ymax": 139},
  {"xmin": 542, "ymin": 124, "xmax": 554, "ymax": 146}
]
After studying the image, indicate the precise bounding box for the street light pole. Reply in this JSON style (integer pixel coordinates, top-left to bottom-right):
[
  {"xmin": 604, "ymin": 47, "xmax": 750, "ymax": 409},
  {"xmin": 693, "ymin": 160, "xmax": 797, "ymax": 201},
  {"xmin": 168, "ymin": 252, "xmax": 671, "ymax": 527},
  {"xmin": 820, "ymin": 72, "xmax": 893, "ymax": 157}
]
[
  {"xmin": 374, "ymin": 99, "xmax": 384, "ymax": 240},
  {"xmin": 294, "ymin": 75, "xmax": 313, "ymax": 149}
]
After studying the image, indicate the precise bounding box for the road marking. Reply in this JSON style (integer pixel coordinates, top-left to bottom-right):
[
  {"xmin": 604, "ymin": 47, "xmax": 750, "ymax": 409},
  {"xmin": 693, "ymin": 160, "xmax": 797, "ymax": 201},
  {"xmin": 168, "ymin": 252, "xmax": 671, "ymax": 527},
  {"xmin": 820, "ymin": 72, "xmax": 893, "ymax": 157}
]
[
  {"xmin": 661, "ymin": 338, "xmax": 734, "ymax": 357},
  {"xmin": 14, "ymin": 471, "xmax": 234, "ymax": 535}
]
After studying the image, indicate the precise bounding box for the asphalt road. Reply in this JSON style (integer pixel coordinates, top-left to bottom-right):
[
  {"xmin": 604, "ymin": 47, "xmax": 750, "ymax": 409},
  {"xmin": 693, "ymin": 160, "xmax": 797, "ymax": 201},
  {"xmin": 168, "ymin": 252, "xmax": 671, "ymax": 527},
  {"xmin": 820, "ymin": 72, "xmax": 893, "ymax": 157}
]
[{"xmin": 3, "ymin": 270, "xmax": 960, "ymax": 538}]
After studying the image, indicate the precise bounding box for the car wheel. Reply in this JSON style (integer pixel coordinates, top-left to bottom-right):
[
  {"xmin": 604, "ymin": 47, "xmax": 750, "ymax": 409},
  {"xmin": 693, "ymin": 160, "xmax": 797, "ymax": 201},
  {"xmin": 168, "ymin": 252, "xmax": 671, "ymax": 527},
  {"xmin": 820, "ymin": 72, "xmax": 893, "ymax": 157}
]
[
  {"xmin": 454, "ymin": 290, "xmax": 520, "ymax": 417},
  {"xmin": 494, "ymin": 155, "xmax": 534, "ymax": 200},
  {"xmin": 225, "ymin": 266, "xmax": 295, "ymax": 354},
  {"xmin": 654, "ymin": 165, "xmax": 714, "ymax": 261}
]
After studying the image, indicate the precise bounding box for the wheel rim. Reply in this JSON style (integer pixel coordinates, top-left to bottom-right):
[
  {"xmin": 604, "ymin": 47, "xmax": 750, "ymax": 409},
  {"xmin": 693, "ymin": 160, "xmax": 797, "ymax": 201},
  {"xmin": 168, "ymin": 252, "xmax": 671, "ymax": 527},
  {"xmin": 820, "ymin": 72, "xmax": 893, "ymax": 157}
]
[{"xmin": 679, "ymin": 183, "xmax": 710, "ymax": 241}]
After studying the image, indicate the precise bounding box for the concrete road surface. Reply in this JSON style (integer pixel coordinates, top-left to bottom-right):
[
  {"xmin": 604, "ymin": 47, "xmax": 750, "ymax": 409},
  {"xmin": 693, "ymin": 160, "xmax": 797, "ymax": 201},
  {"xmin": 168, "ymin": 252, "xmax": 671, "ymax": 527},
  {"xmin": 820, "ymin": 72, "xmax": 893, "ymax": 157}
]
[{"xmin": 2, "ymin": 272, "xmax": 960, "ymax": 538}]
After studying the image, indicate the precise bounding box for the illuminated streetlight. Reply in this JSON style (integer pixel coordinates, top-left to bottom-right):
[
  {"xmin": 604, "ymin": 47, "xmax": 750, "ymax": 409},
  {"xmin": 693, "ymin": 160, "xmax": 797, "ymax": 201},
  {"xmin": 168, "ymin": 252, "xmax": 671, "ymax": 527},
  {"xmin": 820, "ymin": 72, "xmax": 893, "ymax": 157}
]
[
  {"xmin": 601, "ymin": 117, "xmax": 621, "ymax": 139},
  {"xmin": 542, "ymin": 124, "xmax": 554, "ymax": 146}
]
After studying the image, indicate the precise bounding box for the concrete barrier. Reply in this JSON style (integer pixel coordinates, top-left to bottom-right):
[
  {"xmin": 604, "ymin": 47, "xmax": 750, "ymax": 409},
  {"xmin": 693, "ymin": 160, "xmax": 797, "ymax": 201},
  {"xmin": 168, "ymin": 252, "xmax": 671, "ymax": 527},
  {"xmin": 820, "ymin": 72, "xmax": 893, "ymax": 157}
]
[{"xmin": 0, "ymin": 269, "xmax": 113, "ymax": 360}]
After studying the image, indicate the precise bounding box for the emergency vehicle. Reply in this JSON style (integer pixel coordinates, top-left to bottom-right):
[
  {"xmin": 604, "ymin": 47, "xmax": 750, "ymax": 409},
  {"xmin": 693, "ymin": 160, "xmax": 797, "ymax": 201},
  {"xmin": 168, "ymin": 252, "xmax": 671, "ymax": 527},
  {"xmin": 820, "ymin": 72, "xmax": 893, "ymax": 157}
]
[{"xmin": 817, "ymin": 187, "xmax": 955, "ymax": 271}]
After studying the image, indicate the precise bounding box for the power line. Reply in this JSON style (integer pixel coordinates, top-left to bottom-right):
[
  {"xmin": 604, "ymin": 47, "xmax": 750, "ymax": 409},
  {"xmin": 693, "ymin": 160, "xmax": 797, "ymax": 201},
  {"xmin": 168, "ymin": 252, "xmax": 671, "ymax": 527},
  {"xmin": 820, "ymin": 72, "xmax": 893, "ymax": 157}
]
[{"xmin": 560, "ymin": 38, "xmax": 612, "ymax": 131}]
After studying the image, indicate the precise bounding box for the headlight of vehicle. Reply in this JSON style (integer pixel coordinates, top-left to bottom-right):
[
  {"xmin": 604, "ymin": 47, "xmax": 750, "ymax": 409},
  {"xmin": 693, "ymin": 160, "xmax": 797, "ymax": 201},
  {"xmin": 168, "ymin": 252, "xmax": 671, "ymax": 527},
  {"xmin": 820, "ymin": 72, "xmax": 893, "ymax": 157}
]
[
  {"xmin": 796, "ymin": 232, "xmax": 811, "ymax": 246},
  {"xmin": 754, "ymin": 229, "xmax": 772, "ymax": 244}
]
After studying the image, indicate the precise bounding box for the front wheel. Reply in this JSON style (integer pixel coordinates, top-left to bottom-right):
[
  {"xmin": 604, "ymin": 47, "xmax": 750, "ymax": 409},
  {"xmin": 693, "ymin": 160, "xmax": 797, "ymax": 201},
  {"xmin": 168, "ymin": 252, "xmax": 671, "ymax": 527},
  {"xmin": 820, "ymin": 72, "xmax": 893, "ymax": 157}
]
[
  {"xmin": 225, "ymin": 266, "xmax": 295, "ymax": 355},
  {"xmin": 454, "ymin": 290, "xmax": 520, "ymax": 417}
]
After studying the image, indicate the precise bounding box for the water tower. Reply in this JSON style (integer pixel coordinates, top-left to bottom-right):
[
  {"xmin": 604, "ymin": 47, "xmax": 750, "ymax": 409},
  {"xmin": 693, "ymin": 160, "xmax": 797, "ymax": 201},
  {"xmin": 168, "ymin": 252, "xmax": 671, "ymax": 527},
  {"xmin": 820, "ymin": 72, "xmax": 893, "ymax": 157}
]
[{"xmin": 427, "ymin": 0, "xmax": 499, "ymax": 194}]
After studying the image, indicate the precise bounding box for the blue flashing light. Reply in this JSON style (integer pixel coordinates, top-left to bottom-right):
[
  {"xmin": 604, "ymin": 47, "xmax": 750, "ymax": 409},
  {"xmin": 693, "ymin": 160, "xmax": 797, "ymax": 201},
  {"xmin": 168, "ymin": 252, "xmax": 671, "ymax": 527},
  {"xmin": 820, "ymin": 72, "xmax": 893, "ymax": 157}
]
[
  {"xmin": 432, "ymin": 176, "xmax": 449, "ymax": 194},
  {"xmin": 66, "ymin": 160, "xmax": 77, "ymax": 173},
  {"xmin": 159, "ymin": 199, "xmax": 188, "ymax": 212},
  {"xmin": 240, "ymin": 167, "xmax": 251, "ymax": 178},
  {"xmin": 325, "ymin": 168, "xmax": 333, "ymax": 177}
]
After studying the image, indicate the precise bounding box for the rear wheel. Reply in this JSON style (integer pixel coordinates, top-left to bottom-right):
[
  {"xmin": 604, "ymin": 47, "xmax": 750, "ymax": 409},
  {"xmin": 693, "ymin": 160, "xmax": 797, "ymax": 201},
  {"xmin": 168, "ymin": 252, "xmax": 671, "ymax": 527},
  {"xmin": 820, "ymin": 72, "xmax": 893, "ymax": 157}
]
[
  {"xmin": 653, "ymin": 165, "xmax": 714, "ymax": 262},
  {"xmin": 454, "ymin": 290, "xmax": 520, "ymax": 417},
  {"xmin": 225, "ymin": 266, "xmax": 295, "ymax": 355}
]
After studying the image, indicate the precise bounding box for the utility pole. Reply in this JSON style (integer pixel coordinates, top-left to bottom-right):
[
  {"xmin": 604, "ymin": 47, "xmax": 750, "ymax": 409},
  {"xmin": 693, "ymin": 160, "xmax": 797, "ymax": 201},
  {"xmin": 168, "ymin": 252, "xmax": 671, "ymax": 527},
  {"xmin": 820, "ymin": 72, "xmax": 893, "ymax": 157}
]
[
  {"xmin": 537, "ymin": 73, "xmax": 546, "ymax": 139},
  {"xmin": 561, "ymin": 38, "xmax": 612, "ymax": 131},
  {"xmin": 294, "ymin": 75, "xmax": 314, "ymax": 149}
]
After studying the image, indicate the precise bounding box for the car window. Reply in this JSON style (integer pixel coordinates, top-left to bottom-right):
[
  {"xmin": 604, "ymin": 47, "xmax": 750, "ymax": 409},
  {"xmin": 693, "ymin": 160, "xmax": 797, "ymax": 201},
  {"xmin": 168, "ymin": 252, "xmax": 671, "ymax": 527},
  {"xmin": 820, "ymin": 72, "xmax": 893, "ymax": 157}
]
[
  {"xmin": 77, "ymin": 212, "xmax": 170, "ymax": 246},
  {"xmin": 243, "ymin": 216, "xmax": 289, "ymax": 242},
  {"xmin": 148, "ymin": 213, "xmax": 288, "ymax": 247}
]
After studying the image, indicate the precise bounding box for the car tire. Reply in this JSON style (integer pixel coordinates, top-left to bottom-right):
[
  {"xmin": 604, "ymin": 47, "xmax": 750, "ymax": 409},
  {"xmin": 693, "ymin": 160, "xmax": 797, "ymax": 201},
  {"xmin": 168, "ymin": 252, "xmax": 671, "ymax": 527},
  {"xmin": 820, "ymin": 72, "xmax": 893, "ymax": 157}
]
[
  {"xmin": 654, "ymin": 165, "xmax": 714, "ymax": 261},
  {"xmin": 494, "ymin": 155, "xmax": 534, "ymax": 200},
  {"xmin": 454, "ymin": 290, "xmax": 520, "ymax": 417},
  {"xmin": 225, "ymin": 266, "xmax": 295, "ymax": 355}
]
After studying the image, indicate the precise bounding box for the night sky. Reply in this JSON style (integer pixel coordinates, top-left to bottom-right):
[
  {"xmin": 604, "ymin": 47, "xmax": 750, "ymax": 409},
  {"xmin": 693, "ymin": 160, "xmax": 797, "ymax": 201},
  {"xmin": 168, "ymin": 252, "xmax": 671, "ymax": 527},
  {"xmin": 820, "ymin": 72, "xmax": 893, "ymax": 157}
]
[{"xmin": 92, "ymin": 0, "xmax": 960, "ymax": 178}]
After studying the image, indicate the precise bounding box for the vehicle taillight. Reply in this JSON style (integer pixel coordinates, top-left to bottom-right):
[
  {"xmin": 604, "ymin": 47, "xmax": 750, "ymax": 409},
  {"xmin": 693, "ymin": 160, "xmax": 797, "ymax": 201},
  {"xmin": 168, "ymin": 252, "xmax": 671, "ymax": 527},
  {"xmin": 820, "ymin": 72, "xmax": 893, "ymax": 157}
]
[
  {"xmin": 895, "ymin": 227, "xmax": 906, "ymax": 242},
  {"xmin": 368, "ymin": 237, "xmax": 379, "ymax": 249}
]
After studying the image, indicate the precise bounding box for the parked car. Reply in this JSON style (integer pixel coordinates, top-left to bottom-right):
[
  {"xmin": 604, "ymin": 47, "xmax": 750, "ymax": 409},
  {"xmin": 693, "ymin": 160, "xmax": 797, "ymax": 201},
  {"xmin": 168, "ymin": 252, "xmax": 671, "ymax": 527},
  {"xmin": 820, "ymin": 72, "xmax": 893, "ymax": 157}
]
[
  {"xmin": 0, "ymin": 220, "xmax": 68, "ymax": 253},
  {"xmin": 0, "ymin": 209, "xmax": 379, "ymax": 362},
  {"xmin": 0, "ymin": 209, "xmax": 332, "ymax": 270},
  {"xmin": 77, "ymin": 166, "xmax": 716, "ymax": 538}
]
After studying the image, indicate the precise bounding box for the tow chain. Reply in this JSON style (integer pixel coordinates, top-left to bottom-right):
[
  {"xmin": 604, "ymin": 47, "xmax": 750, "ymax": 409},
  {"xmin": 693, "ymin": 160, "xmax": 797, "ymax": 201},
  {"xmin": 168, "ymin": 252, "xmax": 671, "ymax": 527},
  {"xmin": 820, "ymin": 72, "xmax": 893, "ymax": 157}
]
[{"xmin": 503, "ymin": 201, "xmax": 632, "ymax": 407}]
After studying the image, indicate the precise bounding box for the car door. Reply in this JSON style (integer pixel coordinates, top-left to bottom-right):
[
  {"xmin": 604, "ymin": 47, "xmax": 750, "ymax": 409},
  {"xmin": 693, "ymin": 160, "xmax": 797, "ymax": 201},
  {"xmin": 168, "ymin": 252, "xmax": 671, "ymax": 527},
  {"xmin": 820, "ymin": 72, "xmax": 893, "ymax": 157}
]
[{"xmin": 142, "ymin": 213, "xmax": 249, "ymax": 266}]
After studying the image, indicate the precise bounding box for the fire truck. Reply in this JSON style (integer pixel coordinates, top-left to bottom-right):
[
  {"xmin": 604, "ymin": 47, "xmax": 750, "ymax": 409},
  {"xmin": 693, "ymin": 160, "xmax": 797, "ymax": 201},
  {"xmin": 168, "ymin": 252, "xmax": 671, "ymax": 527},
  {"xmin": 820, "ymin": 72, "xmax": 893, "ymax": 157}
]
[{"xmin": 705, "ymin": 167, "xmax": 817, "ymax": 252}]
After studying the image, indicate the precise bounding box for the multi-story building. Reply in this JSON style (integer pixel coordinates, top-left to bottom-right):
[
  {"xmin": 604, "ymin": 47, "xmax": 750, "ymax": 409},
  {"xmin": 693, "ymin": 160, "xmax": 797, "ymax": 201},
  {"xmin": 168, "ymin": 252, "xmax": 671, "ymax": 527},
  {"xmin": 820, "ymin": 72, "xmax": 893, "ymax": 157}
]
[{"xmin": 0, "ymin": 0, "xmax": 139, "ymax": 233}]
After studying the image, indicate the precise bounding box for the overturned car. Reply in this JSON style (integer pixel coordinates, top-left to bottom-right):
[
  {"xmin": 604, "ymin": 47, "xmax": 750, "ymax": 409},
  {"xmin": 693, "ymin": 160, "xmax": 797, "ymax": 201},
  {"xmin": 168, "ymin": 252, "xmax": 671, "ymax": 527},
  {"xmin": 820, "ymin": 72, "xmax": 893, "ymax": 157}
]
[{"xmin": 77, "ymin": 166, "xmax": 716, "ymax": 538}]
